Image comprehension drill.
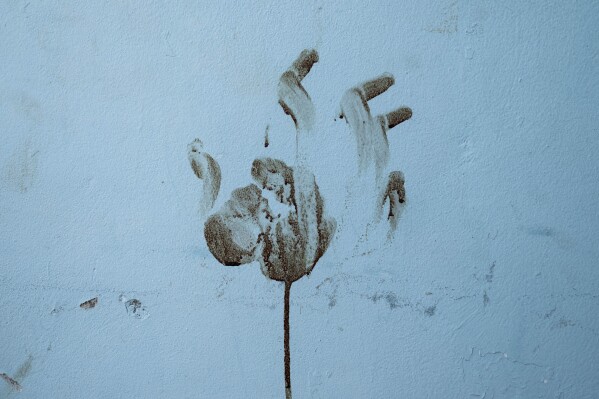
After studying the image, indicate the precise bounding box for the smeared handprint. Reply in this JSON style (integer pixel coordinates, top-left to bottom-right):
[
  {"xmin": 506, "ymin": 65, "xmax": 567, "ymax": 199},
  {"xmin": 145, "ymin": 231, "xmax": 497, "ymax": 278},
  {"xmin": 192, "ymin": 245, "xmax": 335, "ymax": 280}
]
[{"xmin": 188, "ymin": 49, "xmax": 411, "ymax": 398}]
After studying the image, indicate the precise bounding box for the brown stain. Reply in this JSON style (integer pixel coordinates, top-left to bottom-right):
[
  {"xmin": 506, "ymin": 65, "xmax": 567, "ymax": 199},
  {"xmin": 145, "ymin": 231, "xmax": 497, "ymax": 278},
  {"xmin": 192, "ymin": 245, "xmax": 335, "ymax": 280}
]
[
  {"xmin": 291, "ymin": 49, "xmax": 318, "ymax": 81},
  {"xmin": 80, "ymin": 297, "xmax": 98, "ymax": 309},
  {"xmin": 361, "ymin": 73, "xmax": 395, "ymax": 101},
  {"xmin": 284, "ymin": 282, "xmax": 292, "ymax": 399},
  {"xmin": 381, "ymin": 171, "xmax": 406, "ymax": 232},
  {"xmin": 384, "ymin": 107, "xmax": 412, "ymax": 129},
  {"xmin": 188, "ymin": 139, "xmax": 222, "ymax": 215}
]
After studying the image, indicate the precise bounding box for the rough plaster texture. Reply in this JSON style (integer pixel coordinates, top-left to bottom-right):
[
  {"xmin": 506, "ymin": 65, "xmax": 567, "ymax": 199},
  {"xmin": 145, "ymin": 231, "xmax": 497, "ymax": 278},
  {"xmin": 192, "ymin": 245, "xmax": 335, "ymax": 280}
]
[{"xmin": 1, "ymin": 1, "xmax": 598, "ymax": 398}]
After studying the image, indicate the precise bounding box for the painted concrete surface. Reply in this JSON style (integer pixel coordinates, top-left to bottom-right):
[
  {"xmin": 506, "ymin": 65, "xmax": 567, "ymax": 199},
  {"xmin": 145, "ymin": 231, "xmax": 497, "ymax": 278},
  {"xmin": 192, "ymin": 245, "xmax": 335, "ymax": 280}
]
[{"xmin": 1, "ymin": 1, "xmax": 598, "ymax": 398}]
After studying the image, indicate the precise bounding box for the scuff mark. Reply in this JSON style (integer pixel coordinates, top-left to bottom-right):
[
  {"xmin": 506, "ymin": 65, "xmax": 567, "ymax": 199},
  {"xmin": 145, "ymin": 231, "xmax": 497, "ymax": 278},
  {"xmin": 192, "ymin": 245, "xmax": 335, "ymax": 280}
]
[
  {"xmin": 13, "ymin": 355, "xmax": 33, "ymax": 381},
  {"xmin": 204, "ymin": 184, "xmax": 272, "ymax": 267},
  {"xmin": 485, "ymin": 261, "xmax": 495, "ymax": 283},
  {"xmin": 483, "ymin": 290, "xmax": 489, "ymax": 306},
  {"xmin": 425, "ymin": 0, "xmax": 458, "ymax": 34},
  {"xmin": 315, "ymin": 276, "xmax": 339, "ymax": 309},
  {"xmin": 50, "ymin": 306, "xmax": 63, "ymax": 315},
  {"xmin": 188, "ymin": 139, "xmax": 222, "ymax": 216},
  {"xmin": 555, "ymin": 318, "xmax": 576, "ymax": 329},
  {"xmin": 0, "ymin": 373, "xmax": 22, "ymax": 392},
  {"xmin": 424, "ymin": 305, "xmax": 436, "ymax": 316},
  {"xmin": 524, "ymin": 225, "xmax": 554, "ymax": 237},
  {"xmin": 543, "ymin": 306, "xmax": 556, "ymax": 319},
  {"xmin": 79, "ymin": 297, "xmax": 98, "ymax": 309},
  {"xmin": 124, "ymin": 298, "xmax": 149, "ymax": 320},
  {"xmin": 3, "ymin": 139, "xmax": 38, "ymax": 193},
  {"xmin": 216, "ymin": 275, "xmax": 234, "ymax": 298},
  {"xmin": 369, "ymin": 292, "xmax": 401, "ymax": 309}
]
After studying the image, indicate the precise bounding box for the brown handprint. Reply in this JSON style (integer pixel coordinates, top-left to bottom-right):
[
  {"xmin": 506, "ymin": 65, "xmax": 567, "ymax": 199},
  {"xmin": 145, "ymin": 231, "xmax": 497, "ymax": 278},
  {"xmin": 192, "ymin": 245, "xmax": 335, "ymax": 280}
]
[{"xmin": 190, "ymin": 49, "xmax": 411, "ymax": 398}]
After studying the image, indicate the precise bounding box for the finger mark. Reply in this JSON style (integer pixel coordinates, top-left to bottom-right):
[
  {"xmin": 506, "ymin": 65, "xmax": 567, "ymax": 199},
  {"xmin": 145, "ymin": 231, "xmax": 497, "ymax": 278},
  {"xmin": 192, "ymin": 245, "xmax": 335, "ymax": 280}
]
[
  {"xmin": 291, "ymin": 49, "xmax": 319, "ymax": 81},
  {"xmin": 384, "ymin": 107, "xmax": 412, "ymax": 130},
  {"xmin": 359, "ymin": 73, "xmax": 395, "ymax": 101}
]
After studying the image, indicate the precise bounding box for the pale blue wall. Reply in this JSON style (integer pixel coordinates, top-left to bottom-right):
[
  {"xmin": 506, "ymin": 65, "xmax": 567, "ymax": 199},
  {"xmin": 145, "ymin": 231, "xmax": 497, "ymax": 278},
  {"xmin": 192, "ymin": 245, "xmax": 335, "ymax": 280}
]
[{"xmin": 1, "ymin": 1, "xmax": 598, "ymax": 398}]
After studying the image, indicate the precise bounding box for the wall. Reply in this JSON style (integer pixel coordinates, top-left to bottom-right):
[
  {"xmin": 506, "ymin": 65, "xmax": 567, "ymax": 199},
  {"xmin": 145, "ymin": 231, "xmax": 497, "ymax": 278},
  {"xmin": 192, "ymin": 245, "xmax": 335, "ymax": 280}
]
[{"xmin": 1, "ymin": 1, "xmax": 598, "ymax": 398}]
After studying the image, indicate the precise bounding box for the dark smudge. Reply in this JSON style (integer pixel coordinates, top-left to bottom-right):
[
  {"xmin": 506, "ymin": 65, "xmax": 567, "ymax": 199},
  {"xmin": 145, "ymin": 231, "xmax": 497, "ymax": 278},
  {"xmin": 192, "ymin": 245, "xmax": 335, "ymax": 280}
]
[
  {"xmin": 13, "ymin": 355, "xmax": 33, "ymax": 382},
  {"xmin": 79, "ymin": 297, "xmax": 98, "ymax": 309},
  {"xmin": 264, "ymin": 125, "xmax": 270, "ymax": 148},
  {"xmin": 525, "ymin": 226, "xmax": 555, "ymax": 237},
  {"xmin": 544, "ymin": 307, "xmax": 556, "ymax": 319},
  {"xmin": 125, "ymin": 299, "xmax": 148, "ymax": 319},
  {"xmin": 0, "ymin": 373, "xmax": 22, "ymax": 392},
  {"xmin": 485, "ymin": 262, "xmax": 496, "ymax": 283},
  {"xmin": 424, "ymin": 305, "xmax": 436, "ymax": 316},
  {"xmin": 380, "ymin": 171, "xmax": 406, "ymax": 232},
  {"xmin": 188, "ymin": 139, "xmax": 222, "ymax": 215}
]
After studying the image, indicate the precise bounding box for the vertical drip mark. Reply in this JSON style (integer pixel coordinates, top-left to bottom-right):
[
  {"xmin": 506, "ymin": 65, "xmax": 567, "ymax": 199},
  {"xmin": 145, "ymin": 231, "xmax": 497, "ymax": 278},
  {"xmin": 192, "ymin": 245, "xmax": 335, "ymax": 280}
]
[
  {"xmin": 264, "ymin": 125, "xmax": 270, "ymax": 148},
  {"xmin": 284, "ymin": 281, "xmax": 292, "ymax": 399}
]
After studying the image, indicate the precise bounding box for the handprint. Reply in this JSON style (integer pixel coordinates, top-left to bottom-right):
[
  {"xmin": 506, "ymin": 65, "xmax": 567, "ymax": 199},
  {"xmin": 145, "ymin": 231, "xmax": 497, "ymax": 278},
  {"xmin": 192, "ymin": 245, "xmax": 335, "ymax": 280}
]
[{"xmin": 189, "ymin": 49, "xmax": 412, "ymax": 398}]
